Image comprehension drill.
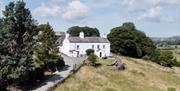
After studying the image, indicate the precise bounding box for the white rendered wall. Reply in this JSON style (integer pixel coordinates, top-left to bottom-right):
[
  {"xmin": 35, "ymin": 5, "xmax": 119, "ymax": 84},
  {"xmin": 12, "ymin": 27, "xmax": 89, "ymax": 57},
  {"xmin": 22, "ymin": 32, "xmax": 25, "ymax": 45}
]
[{"xmin": 69, "ymin": 43, "xmax": 110, "ymax": 57}]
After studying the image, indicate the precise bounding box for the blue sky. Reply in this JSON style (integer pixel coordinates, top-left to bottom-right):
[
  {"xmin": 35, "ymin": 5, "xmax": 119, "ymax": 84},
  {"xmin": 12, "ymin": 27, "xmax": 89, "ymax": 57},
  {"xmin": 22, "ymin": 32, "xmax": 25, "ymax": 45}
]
[{"xmin": 0, "ymin": 0, "xmax": 180, "ymax": 37}]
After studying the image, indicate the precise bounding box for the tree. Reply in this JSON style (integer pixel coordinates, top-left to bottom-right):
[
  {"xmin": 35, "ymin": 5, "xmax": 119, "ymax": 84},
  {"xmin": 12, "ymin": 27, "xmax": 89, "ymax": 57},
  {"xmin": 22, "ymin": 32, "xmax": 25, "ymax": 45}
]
[
  {"xmin": 88, "ymin": 53, "xmax": 97, "ymax": 66},
  {"xmin": 67, "ymin": 26, "xmax": 100, "ymax": 37},
  {"xmin": 35, "ymin": 23, "xmax": 65, "ymax": 72},
  {"xmin": 86, "ymin": 49, "xmax": 94, "ymax": 56},
  {"xmin": 107, "ymin": 22, "xmax": 156, "ymax": 58},
  {"xmin": 0, "ymin": 1, "xmax": 38, "ymax": 84}
]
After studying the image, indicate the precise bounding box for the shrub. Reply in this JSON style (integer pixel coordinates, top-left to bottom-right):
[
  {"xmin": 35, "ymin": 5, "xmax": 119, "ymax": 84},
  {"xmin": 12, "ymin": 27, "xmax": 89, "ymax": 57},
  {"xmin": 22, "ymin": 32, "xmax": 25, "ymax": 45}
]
[
  {"xmin": 88, "ymin": 53, "xmax": 97, "ymax": 66},
  {"xmin": 56, "ymin": 56, "xmax": 65, "ymax": 70},
  {"xmin": 159, "ymin": 51, "xmax": 177, "ymax": 67},
  {"xmin": 86, "ymin": 49, "xmax": 95, "ymax": 56},
  {"xmin": 102, "ymin": 56, "xmax": 107, "ymax": 59}
]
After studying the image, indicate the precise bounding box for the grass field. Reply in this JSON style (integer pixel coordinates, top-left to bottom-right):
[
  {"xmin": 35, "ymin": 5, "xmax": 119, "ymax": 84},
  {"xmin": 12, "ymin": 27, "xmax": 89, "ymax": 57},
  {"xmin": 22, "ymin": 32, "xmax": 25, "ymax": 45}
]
[{"xmin": 53, "ymin": 57, "xmax": 180, "ymax": 91}]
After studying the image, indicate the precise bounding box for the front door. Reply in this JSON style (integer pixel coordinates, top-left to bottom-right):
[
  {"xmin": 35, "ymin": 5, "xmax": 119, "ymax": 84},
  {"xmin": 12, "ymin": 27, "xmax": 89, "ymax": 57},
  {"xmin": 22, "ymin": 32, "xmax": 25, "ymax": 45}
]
[{"xmin": 100, "ymin": 52, "xmax": 102, "ymax": 57}]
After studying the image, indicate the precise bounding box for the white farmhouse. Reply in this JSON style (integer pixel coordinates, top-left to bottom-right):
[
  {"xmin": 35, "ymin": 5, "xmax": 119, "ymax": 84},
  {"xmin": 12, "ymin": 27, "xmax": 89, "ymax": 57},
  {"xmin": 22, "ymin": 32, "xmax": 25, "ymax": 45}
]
[{"xmin": 59, "ymin": 32, "xmax": 110, "ymax": 57}]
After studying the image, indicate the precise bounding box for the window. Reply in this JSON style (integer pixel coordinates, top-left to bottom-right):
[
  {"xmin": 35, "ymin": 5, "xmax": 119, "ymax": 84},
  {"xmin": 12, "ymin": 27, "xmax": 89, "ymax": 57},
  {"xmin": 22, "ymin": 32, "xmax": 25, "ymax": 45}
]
[
  {"xmin": 77, "ymin": 45, "xmax": 79, "ymax": 50},
  {"xmin": 103, "ymin": 45, "xmax": 105, "ymax": 49},
  {"xmin": 97, "ymin": 45, "xmax": 100, "ymax": 50},
  {"xmin": 92, "ymin": 45, "xmax": 94, "ymax": 49}
]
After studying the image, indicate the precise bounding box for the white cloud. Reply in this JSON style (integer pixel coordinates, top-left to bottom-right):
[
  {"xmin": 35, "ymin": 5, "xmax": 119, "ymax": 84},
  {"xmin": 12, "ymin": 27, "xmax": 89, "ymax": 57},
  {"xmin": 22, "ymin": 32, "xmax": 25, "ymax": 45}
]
[
  {"xmin": 33, "ymin": 3, "xmax": 61, "ymax": 17},
  {"xmin": 61, "ymin": 1, "xmax": 89, "ymax": 21},
  {"xmin": 138, "ymin": 6, "xmax": 176, "ymax": 23},
  {"xmin": 122, "ymin": 0, "xmax": 179, "ymax": 12},
  {"xmin": 138, "ymin": 6, "xmax": 161, "ymax": 22}
]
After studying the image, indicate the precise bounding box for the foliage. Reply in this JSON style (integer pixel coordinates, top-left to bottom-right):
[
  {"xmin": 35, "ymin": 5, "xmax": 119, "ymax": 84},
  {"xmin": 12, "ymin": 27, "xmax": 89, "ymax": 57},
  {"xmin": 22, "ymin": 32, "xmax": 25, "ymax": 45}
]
[
  {"xmin": 35, "ymin": 23, "xmax": 65, "ymax": 72},
  {"xmin": 0, "ymin": 1, "xmax": 38, "ymax": 84},
  {"xmin": 88, "ymin": 53, "xmax": 97, "ymax": 66},
  {"xmin": 159, "ymin": 51, "xmax": 177, "ymax": 67},
  {"xmin": 107, "ymin": 22, "xmax": 156, "ymax": 58},
  {"xmin": 67, "ymin": 26, "xmax": 100, "ymax": 37},
  {"xmin": 86, "ymin": 49, "xmax": 95, "ymax": 56}
]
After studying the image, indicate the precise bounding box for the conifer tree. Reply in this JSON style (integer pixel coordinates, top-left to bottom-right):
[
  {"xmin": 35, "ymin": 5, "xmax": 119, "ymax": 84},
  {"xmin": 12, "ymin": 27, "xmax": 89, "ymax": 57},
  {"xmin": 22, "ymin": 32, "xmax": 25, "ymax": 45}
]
[
  {"xmin": 0, "ymin": 1, "xmax": 38, "ymax": 83},
  {"xmin": 35, "ymin": 23, "xmax": 64, "ymax": 72}
]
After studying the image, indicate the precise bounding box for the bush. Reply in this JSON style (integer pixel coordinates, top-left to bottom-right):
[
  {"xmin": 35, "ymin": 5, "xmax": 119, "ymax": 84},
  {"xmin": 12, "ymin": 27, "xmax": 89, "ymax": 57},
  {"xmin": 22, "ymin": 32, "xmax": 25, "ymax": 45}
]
[
  {"xmin": 88, "ymin": 53, "xmax": 97, "ymax": 66},
  {"xmin": 56, "ymin": 57, "xmax": 65, "ymax": 70},
  {"xmin": 159, "ymin": 51, "xmax": 177, "ymax": 67},
  {"xmin": 102, "ymin": 56, "xmax": 107, "ymax": 59},
  {"xmin": 86, "ymin": 49, "xmax": 95, "ymax": 56}
]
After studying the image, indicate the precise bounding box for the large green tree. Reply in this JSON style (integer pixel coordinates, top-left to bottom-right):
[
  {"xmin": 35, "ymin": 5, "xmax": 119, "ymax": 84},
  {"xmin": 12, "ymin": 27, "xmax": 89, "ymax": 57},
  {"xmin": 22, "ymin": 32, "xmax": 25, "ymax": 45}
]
[
  {"xmin": 107, "ymin": 22, "xmax": 156, "ymax": 58},
  {"xmin": 0, "ymin": 1, "xmax": 38, "ymax": 84},
  {"xmin": 67, "ymin": 26, "xmax": 100, "ymax": 37},
  {"xmin": 35, "ymin": 23, "xmax": 65, "ymax": 72}
]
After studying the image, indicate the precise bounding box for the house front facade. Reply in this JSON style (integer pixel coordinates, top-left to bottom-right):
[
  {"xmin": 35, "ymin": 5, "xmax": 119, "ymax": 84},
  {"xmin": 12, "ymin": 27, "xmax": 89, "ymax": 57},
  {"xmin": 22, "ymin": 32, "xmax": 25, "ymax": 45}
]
[{"xmin": 59, "ymin": 32, "xmax": 110, "ymax": 57}]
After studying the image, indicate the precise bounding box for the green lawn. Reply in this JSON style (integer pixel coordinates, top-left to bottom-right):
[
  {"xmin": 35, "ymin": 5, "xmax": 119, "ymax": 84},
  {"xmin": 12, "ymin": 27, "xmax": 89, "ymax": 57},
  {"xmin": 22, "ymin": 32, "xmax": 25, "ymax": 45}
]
[{"xmin": 53, "ymin": 57, "xmax": 180, "ymax": 91}]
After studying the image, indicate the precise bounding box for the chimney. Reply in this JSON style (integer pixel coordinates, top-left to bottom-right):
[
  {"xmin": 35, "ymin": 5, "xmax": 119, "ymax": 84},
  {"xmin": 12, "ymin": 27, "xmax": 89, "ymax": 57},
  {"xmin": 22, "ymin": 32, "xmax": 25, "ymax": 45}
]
[
  {"xmin": 102, "ymin": 33, "xmax": 106, "ymax": 38},
  {"xmin": 79, "ymin": 32, "xmax": 84, "ymax": 38}
]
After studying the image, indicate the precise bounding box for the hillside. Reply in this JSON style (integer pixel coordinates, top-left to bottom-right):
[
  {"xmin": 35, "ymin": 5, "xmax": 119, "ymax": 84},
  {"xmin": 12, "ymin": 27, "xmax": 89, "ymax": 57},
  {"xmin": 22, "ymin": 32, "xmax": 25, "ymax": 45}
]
[
  {"xmin": 152, "ymin": 36, "xmax": 180, "ymax": 45},
  {"xmin": 53, "ymin": 57, "xmax": 180, "ymax": 91}
]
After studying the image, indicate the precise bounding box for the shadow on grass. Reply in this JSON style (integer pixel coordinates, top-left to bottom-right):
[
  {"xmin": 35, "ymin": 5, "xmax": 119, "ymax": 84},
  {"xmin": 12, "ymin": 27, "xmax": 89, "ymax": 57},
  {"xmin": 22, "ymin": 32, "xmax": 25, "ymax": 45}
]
[{"xmin": 94, "ymin": 63, "xmax": 102, "ymax": 67}]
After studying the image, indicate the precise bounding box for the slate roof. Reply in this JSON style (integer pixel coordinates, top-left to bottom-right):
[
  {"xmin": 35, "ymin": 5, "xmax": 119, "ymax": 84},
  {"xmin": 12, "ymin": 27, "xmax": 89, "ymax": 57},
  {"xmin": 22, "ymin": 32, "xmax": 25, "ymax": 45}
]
[
  {"xmin": 68, "ymin": 37, "xmax": 110, "ymax": 43},
  {"xmin": 56, "ymin": 32, "xmax": 65, "ymax": 46}
]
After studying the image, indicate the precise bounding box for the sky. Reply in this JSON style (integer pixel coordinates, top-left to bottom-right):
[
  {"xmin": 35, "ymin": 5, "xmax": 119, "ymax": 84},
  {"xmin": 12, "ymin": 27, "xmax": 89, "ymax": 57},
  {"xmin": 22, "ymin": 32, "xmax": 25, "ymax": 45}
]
[{"xmin": 0, "ymin": 0, "xmax": 180, "ymax": 37}]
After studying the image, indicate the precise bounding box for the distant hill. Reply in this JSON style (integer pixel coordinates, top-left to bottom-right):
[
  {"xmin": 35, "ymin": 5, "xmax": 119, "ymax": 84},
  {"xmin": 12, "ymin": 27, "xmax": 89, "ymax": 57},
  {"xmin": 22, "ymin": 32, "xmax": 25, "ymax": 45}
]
[{"xmin": 151, "ymin": 35, "xmax": 180, "ymax": 45}]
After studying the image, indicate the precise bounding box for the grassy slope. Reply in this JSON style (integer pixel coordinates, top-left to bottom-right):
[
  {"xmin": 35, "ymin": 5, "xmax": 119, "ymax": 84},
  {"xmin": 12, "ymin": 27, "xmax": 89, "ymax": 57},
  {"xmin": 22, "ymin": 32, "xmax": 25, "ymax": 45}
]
[{"xmin": 54, "ymin": 57, "xmax": 180, "ymax": 91}]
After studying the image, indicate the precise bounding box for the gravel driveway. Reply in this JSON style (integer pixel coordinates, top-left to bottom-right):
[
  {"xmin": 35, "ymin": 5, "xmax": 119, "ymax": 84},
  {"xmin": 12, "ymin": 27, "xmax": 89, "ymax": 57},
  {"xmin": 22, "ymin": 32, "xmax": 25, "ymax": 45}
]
[{"xmin": 32, "ymin": 54, "xmax": 85, "ymax": 91}]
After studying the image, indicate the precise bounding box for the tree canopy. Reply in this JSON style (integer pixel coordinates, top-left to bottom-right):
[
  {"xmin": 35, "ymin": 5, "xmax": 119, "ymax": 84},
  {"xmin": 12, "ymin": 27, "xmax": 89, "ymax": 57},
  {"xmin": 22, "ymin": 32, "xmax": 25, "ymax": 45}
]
[
  {"xmin": 35, "ymin": 23, "xmax": 64, "ymax": 71},
  {"xmin": 67, "ymin": 26, "xmax": 100, "ymax": 37},
  {"xmin": 0, "ymin": 1, "xmax": 38, "ymax": 83},
  {"xmin": 0, "ymin": 1, "xmax": 65, "ymax": 89},
  {"xmin": 107, "ymin": 22, "xmax": 156, "ymax": 58}
]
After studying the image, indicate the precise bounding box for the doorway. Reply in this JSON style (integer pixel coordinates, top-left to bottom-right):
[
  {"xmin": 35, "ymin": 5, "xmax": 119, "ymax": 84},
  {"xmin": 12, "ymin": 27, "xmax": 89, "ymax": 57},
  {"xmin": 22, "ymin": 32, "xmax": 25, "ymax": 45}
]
[{"xmin": 100, "ymin": 52, "xmax": 102, "ymax": 57}]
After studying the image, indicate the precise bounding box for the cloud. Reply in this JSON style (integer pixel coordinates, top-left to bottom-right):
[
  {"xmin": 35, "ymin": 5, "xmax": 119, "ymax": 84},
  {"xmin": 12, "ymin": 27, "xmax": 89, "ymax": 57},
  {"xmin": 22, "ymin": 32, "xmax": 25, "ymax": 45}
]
[
  {"xmin": 138, "ymin": 6, "xmax": 161, "ymax": 22},
  {"xmin": 33, "ymin": 1, "xmax": 89, "ymax": 22},
  {"xmin": 122, "ymin": 0, "xmax": 179, "ymax": 12},
  {"xmin": 33, "ymin": 3, "xmax": 61, "ymax": 17},
  {"xmin": 61, "ymin": 1, "xmax": 89, "ymax": 21},
  {"xmin": 138, "ymin": 6, "xmax": 177, "ymax": 23}
]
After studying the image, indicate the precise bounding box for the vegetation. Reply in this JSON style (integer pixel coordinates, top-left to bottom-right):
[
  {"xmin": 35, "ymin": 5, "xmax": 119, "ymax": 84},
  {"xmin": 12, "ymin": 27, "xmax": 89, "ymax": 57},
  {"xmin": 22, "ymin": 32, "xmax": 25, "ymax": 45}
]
[
  {"xmin": 86, "ymin": 49, "xmax": 95, "ymax": 56},
  {"xmin": 107, "ymin": 22, "xmax": 178, "ymax": 67},
  {"xmin": 158, "ymin": 51, "xmax": 177, "ymax": 67},
  {"xmin": 54, "ymin": 57, "xmax": 180, "ymax": 91},
  {"xmin": 35, "ymin": 23, "xmax": 65, "ymax": 72},
  {"xmin": 107, "ymin": 22, "xmax": 156, "ymax": 58},
  {"xmin": 0, "ymin": 1, "xmax": 64, "ymax": 90},
  {"xmin": 87, "ymin": 53, "xmax": 97, "ymax": 66},
  {"xmin": 67, "ymin": 26, "xmax": 100, "ymax": 37},
  {"xmin": 152, "ymin": 36, "xmax": 180, "ymax": 45},
  {"xmin": 0, "ymin": 1, "xmax": 39, "ymax": 85}
]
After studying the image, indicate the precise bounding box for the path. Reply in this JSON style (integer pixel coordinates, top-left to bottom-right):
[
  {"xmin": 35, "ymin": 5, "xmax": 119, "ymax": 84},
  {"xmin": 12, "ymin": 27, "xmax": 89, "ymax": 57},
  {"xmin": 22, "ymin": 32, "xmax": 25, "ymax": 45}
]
[{"xmin": 32, "ymin": 54, "xmax": 85, "ymax": 91}]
